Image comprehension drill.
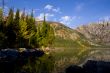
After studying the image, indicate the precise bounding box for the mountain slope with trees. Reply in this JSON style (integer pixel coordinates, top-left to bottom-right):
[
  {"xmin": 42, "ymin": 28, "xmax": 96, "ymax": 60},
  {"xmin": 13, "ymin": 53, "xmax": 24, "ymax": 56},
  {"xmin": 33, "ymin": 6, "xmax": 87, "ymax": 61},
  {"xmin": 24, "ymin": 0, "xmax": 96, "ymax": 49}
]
[{"xmin": 39, "ymin": 21, "xmax": 92, "ymax": 49}]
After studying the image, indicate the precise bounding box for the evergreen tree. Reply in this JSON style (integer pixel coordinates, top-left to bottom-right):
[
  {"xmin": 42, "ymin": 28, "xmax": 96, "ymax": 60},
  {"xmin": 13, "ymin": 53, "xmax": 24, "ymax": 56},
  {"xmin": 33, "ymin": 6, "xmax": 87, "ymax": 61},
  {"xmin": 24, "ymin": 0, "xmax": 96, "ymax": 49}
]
[
  {"xmin": 0, "ymin": 8, "xmax": 5, "ymax": 48},
  {"xmin": 14, "ymin": 9, "xmax": 20, "ymax": 32},
  {"xmin": 0, "ymin": 8, "xmax": 54, "ymax": 48},
  {"xmin": 46, "ymin": 24, "xmax": 55, "ymax": 46},
  {"xmin": 37, "ymin": 15, "xmax": 54, "ymax": 47},
  {"xmin": 18, "ymin": 11, "xmax": 37, "ymax": 48},
  {"xmin": 0, "ymin": 8, "xmax": 3, "ymax": 26},
  {"xmin": 27, "ymin": 11, "xmax": 36, "ymax": 32},
  {"xmin": 26, "ymin": 11, "xmax": 37, "ymax": 48},
  {"xmin": 14, "ymin": 9, "xmax": 20, "ymax": 46},
  {"xmin": 21, "ymin": 9, "xmax": 25, "ymax": 20},
  {"xmin": 18, "ymin": 19, "xmax": 29, "ymax": 47},
  {"xmin": 0, "ymin": 8, "xmax": 3, "ymax": 31},
  {"xmin": 39, "ymin": 15, "xmax": 48, "ymax": 46},
  {"xmin": 5, "ymin": 8, "xmax": 16, "ymax": 48},
  {"xmin": 6, "ymin": 8, "xmax": 14, "ymax": 27}
]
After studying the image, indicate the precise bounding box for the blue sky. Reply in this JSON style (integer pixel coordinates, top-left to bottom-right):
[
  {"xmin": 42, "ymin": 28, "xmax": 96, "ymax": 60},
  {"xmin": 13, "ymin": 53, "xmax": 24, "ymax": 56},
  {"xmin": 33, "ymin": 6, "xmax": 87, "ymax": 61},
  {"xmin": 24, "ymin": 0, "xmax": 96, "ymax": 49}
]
[{"xmin": 0, "ymin": 0, "xmax": 110, "ymax": 28}]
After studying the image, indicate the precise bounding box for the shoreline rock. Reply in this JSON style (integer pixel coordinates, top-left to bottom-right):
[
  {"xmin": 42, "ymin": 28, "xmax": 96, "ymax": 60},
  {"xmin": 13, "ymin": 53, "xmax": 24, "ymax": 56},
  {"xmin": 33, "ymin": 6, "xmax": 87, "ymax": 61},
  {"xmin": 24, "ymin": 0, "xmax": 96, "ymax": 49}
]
[{"xmin": 66, "ymin": 60, "xmax": 110, "ymax": 73}]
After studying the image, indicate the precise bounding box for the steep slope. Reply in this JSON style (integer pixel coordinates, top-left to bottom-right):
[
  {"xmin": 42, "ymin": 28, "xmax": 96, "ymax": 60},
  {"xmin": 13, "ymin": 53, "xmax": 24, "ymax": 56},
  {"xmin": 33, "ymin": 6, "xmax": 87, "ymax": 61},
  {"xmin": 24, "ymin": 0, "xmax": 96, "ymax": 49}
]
[
  {"xmin": 36, "ymin": 21, "xmax": 91, "ymax": 48},
  {"xmin": 47, "ymin": 22, "xmax": 91, "ymax": 48},
  {"xmin": 76, "ymin": 21, "xmax": 110, "ymax": 46}
]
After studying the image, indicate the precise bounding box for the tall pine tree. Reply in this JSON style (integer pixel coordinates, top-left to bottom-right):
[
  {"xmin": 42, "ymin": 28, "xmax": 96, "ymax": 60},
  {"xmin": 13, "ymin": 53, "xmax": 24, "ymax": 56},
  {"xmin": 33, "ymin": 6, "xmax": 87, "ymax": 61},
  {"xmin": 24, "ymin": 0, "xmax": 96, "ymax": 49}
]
[
  {"xmin": 14, "ymin": 9, "xmax": 20, "ymax": 45},
  {"xmin": 21, "ymin": 8, "xmax": 25, "ymax": 20},
  {"xmin": 6, "ymin": 8, "xmax": 16, "ymax": 48},
  {"xmin": 0, "ymin": 8, "xmax": 3, "ymax": 31},
  {"xmin": 37, "ymin": 15, "xmax": 54, "ymax": 47},
  {"xmin": 0, "ymin": 8, "xmax": 6, "ymax": 48},
  {"xmin": 18, "ymin": 18, "xmax": 29, "ymax": 47},
  {"xmin": 6, "ymin": 8, "xmax": 14, "ymax": 27},
  {"xmin": 14, "ymin": 9, "xmax": 20, "ymax": 32},
  {"xmin": 26, "ymin": 10, "xmax": 37, "ymax": 48}
]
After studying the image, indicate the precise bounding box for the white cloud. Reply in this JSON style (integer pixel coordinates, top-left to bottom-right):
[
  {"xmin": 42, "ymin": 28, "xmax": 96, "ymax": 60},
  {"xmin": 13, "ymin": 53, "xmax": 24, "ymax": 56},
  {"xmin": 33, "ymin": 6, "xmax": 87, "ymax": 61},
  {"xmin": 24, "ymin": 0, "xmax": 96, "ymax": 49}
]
[
  {"xmin": 75, "ymin": 3, "xmax": 84, "ymax": 12},
  {"xmin": 61, "ymin": 16, "xmax": 72, "ymax": 21},
  {"xmin": 44, "ymin": 4, "xmax": 61, "ymax": 13},
  {"xmin": 44, "ymin": 4, "xmax": 53, "ymax": 10},
  {"xmin": 59, "ymin": 16, "xmax": 80, "ymax": 26},
  {"xmin": 53, "ymin": 8, "xmax": 61, "ymax": 13},
  {"xmin": 37, "ymin": 13, "xmax": 54, "ymax": 21},
  {"xmin": 59, "ymin": 16, "xmax": 75, "ymax": 25}
]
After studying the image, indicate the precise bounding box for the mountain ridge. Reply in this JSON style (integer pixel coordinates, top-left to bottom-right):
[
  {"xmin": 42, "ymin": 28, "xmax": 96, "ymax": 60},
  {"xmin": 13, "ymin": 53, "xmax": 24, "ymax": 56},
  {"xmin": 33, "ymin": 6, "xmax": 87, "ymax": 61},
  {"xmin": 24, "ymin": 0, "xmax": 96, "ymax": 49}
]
[
  {"xmin": 77, "ymin": 21, "xmax": 110, "ymax": 46},
  {"xmin": 36, "ymin": 21, "xmax": 110, "ymax": 48}
]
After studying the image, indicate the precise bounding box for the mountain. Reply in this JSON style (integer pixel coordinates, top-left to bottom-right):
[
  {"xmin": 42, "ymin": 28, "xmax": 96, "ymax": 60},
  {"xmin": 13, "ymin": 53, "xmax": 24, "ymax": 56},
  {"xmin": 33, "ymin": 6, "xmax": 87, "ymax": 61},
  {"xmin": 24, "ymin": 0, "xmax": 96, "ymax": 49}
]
[
  {"xmin": 36, "ymin": 21, "xmax": 110, "ymax": 48},
  {"xmin": 76, "ymin": 21, "xmax": 110, "ymax": 47},
  {"xmin": 36, "ymin": 21, "xmax": 110, "ymax": 73},
  {"xmin": 45, "ymin": 21, "xmax": 91, "ymax": 48}
]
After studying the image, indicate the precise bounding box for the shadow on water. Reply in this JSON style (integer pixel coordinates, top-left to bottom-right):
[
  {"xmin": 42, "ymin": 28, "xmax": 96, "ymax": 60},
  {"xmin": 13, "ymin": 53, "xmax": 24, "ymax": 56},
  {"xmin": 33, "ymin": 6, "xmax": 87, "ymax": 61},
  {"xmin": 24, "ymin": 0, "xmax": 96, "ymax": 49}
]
[{"xmin": 0, "ymin": 49, "xmax": 44, "ymax": 73}]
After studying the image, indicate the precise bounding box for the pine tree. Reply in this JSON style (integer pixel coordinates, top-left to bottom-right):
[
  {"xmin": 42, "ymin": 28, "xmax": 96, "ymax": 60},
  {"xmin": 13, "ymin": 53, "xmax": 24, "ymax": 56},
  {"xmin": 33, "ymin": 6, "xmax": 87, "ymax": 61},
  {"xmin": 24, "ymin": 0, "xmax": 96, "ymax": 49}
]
[
  {"xmin": 0, "ymin": 8, "xmax": 3, "ymax": 24},
  {"xmin": 14, "ymin": 9, "xmax": 20, "ymax": 45},
  {"xmin": 27, "ymin": 11, "xmax": 36, "ymax": 32},
  {"xmin": 14, "ymin": 9, "xmax": 20, "ymax": 32},
  {"xmin": 37, "ymin": 15, "xmax": 54, "ymax": 47},
  {"xmin": 18, "ymin": 19, "xmax": 29, "ymax": 47},
  {"xmin": 0, "ymin": 8, "xmax": 5, "ymax": 48},
  {"xmin": 6, "ymin": 8, "xmax": 14, "ymax": 27},
  {"xmin": 26, "ymin": 11, "xmax": 37, "ymax": 48},
  {"xmin": 0, "ymin": 8, "xmax": 3, "ymax": 31},
  {"xmin": 41, "ymin": 15, "xmax": 48, "ymax": 37},
  {"xmin": 5, "ymin": 8, "xmax": 16, "ymax": 48},
  {"xmin": 21, "ymin": 8, "xmax": 25, "ymax": 20},
  {"xmin": 46, "ymin": 24, "xmax": 55, "ymax": 45}
]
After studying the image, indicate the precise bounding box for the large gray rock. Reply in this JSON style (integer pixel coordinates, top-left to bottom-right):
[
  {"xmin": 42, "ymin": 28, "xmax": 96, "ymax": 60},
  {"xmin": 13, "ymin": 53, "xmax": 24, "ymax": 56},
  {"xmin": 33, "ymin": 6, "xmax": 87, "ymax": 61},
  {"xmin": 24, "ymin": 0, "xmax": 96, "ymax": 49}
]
[{"xmin": 66, "ymin": 60, "xmax": 110, "ymax": 73}]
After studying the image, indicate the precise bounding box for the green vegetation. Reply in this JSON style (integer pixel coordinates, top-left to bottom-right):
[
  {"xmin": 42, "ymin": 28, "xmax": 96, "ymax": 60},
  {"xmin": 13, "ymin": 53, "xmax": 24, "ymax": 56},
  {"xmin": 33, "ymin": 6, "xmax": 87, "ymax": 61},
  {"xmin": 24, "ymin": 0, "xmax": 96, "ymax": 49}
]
[
  {"xmin": 0, "ymin": 8, "xmax": 54, "ymax": 49},
  {"xmin": 21, "ymin": 54, "xmax": 55, "ymax": 73},
  {"xmin": 0, "ymin": 8, "xmax": 55, "ymax": 73},
  {"xmin": 1, "ymin": 7, "xmax": 110, "ymax": 73},
  {"xmin": 36, "ymin": 16, "xmax": 55, "ymax": 47}
]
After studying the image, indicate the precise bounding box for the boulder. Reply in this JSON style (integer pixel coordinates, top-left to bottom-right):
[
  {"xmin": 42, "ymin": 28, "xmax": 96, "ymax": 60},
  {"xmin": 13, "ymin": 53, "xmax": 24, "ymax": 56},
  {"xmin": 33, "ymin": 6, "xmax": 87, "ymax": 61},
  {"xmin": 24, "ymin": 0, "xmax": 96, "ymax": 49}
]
[
  {"xmin": 66, "ymin": 60, "xmax": 110, "ymax": 73},
  {"xmin": 66, "ymin": 65, "xmax": 84, "ymax": 73}
]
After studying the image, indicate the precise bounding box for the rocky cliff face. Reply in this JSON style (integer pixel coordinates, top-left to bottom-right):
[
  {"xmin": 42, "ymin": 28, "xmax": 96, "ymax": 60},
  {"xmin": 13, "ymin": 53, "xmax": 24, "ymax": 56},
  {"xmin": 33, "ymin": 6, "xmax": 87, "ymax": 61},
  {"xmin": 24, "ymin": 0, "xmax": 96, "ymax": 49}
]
[
  {"xmin": 49, "ymin": 22, "xmax": 81, "ymax": 40},
  {"xmin": 48, "ymin": 21, "xmax": 110, "ymax": 46},
  {"xmin": 76, "ymin": 21, "xmax": 110, "ymax": 46}
]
